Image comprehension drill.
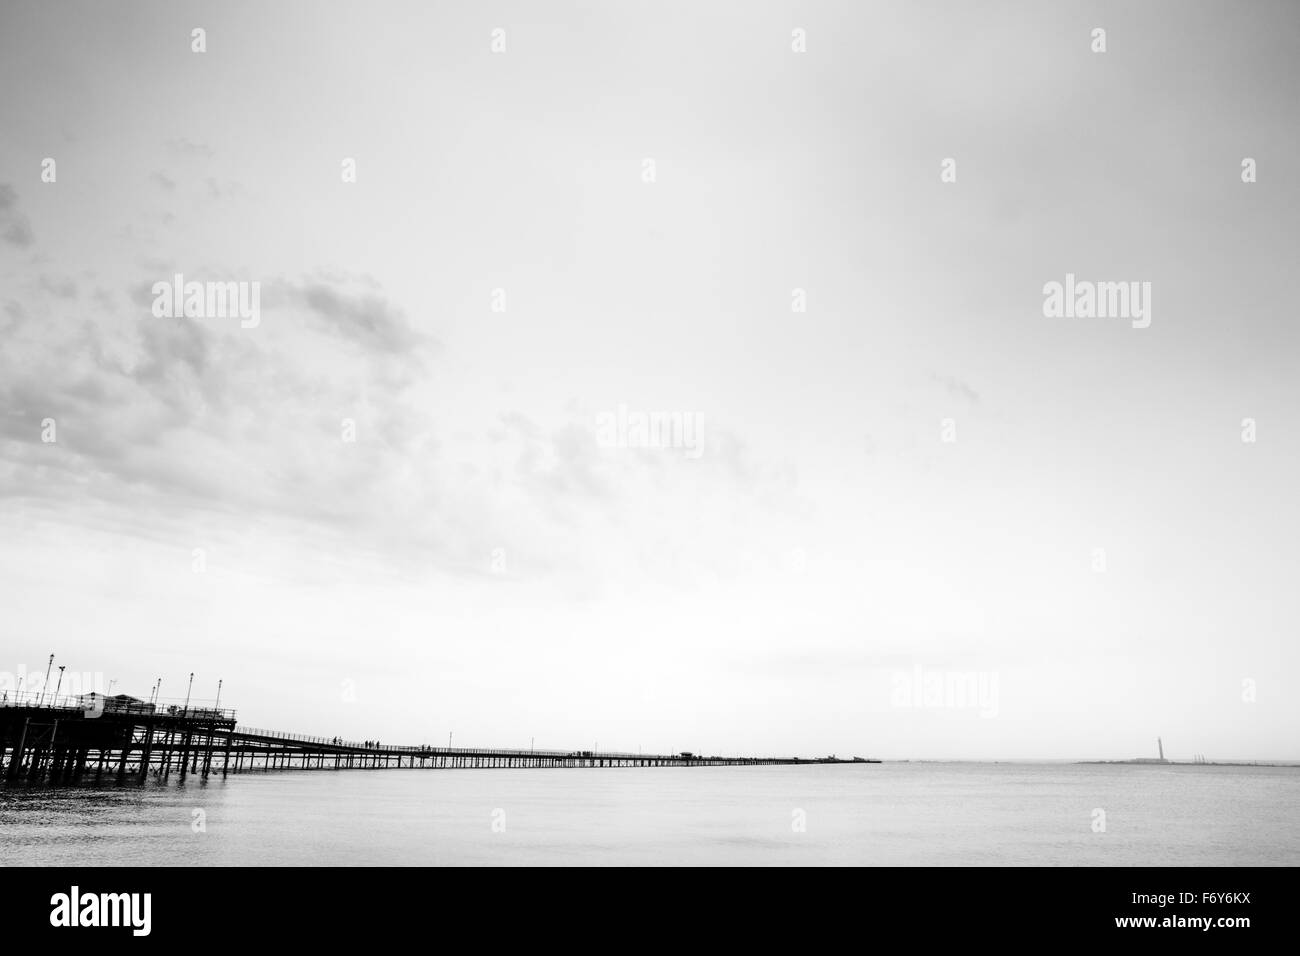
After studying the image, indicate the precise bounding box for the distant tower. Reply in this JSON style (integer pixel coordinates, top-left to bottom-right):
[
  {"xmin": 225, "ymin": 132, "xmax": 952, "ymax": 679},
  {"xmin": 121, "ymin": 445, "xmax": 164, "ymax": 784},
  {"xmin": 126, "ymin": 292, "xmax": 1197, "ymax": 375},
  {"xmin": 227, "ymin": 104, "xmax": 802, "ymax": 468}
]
[{"xmin": 1158, "ymin": 737, "xmax": 1165, "ymax": 761}]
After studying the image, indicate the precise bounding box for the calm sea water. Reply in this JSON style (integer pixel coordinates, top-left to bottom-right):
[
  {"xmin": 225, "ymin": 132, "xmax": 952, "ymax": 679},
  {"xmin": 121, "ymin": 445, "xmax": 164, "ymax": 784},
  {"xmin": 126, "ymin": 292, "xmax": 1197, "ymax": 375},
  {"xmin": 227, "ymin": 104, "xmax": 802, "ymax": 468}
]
[{"xmin": 2, "ymin": 763, "xmax": 1297, "ymax": 866}]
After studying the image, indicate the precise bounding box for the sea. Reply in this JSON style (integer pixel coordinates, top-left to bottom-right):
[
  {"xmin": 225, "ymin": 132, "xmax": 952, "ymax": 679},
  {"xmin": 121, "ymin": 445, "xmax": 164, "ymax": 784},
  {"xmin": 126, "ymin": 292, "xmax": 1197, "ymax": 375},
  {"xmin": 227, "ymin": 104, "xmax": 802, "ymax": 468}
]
[{"xmin": 2, "ymin": 762, "xmax": 1297, "ymax": 866}]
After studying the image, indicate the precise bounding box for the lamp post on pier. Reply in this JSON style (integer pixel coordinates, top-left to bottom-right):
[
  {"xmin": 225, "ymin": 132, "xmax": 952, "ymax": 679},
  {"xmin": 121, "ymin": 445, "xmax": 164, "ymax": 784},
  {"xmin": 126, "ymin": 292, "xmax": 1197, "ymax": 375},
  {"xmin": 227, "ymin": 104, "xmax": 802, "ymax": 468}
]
[
  {"xmin": 54, "ymin": 666, "xmax": 66, "ymax": 706},
  {"xmin": 183, "ymin": 672, "xmax": 194, "ymax": 714},
  {"xmin": 40, "ymin": 654, "xmax": 54, "ymax": 706}
]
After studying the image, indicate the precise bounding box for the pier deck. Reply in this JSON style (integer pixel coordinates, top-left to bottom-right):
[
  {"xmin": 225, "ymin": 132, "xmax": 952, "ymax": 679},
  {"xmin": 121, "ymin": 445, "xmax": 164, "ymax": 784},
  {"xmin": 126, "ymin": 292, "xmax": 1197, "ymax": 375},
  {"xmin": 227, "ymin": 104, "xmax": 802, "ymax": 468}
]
[{"xmin": 0, "ymin": 697, "xmax": 862, "ymax": 783}]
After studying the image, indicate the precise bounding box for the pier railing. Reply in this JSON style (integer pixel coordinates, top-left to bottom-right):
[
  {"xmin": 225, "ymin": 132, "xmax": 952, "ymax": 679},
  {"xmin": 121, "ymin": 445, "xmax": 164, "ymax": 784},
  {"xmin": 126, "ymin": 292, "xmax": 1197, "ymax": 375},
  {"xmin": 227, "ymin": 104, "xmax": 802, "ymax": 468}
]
[
  {"xmin": 231, "ymin": 726, "xmax": 668, "ymax": 759},
  {"xmin": 0, "ymin": 690, "xmax": 235, "ymax": 721},
  {"xmin": 0, "ymin": 698, "xmax": 741, "ymax": 763},
  {"xmin": 0, "ymin": 690, "xmax": 100, "ymax": 711}
]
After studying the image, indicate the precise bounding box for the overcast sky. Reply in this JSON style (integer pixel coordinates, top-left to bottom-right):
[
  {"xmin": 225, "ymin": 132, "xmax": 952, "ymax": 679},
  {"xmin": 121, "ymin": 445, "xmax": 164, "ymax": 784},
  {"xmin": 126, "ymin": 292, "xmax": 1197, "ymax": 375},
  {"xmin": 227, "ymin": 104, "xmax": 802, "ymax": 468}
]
[{"xmin": 1, "ymin": 0, "xmax": 1297, "ymax": 759}]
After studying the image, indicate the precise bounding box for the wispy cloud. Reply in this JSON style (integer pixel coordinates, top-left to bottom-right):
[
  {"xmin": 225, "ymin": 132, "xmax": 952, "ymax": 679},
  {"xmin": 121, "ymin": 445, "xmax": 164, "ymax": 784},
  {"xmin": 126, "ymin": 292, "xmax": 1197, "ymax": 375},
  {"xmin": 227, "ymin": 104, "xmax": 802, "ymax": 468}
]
[
  {"xmin": 38, "ymin": 274, "xmax": 78, "ymax": 299},
  {"xmin": 204, "ymin": 177, "xmax": 246, "ymax": 201},
  {"xmin": 0, "ymin": 184, "xmax": 35, "ymax": 247},
  {"xmin": 930, "ymin": 372, "xmax": 980, "ymax": 405},
  {"xmin": 296, "ymin": 280, "xmax": 431, "ymax": 357},
  {"xmin": 165, "ymin": 137, "xmax": 215, "ymax": 159}
]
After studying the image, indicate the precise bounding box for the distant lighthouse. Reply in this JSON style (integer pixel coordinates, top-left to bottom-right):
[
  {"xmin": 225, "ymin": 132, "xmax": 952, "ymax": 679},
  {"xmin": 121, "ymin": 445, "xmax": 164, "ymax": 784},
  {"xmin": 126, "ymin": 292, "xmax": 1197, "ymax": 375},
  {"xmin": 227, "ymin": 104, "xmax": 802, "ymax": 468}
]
[{"xmin": 1157, "ymin": 737, "xmax": 1165, "ymax": 761}]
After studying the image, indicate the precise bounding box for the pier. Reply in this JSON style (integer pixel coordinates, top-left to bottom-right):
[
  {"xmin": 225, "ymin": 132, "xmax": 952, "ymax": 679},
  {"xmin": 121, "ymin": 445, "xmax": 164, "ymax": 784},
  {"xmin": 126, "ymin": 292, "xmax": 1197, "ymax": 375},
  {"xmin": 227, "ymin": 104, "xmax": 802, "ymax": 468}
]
[{"xmin": 0, "ymin": 692, "xmax": 864, "ymax": 784}]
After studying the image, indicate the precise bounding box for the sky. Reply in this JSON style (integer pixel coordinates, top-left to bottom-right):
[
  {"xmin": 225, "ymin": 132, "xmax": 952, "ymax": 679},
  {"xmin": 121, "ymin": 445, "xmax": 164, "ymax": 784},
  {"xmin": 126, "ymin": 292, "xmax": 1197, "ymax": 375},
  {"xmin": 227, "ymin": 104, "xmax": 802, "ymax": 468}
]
[{"xmin": 1, "ymin": 0, "xmax": 1297, "ymax": 760}]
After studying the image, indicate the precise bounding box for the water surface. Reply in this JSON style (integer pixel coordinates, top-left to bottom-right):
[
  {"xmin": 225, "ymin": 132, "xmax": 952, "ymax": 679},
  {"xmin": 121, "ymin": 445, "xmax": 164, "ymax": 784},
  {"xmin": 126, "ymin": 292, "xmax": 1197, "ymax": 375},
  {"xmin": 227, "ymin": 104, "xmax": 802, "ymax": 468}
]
[{"xmin": 2, "ymin": 763, "xmax": 1296, "ymax": 865}]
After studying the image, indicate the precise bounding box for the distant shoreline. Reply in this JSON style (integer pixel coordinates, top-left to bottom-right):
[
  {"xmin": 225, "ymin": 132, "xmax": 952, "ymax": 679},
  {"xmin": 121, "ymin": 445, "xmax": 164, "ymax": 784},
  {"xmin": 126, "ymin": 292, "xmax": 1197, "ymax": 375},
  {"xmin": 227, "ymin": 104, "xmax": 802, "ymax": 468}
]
[
  {"xmin": 886, "ymin": 759, "xmax": 1300, "ymax": 767},
  {"xmin": 1078, "ymin": 760, "xmax": 1299, "ymax": 768}
]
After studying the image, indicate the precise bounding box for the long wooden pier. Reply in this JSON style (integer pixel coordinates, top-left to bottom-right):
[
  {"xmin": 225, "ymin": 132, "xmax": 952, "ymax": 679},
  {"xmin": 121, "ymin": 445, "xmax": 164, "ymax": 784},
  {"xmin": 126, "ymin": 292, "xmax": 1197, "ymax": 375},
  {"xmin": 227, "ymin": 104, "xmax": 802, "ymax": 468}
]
[{"xmin": 0, "ymin": 696, "xmax": 866, "ymax": 784}]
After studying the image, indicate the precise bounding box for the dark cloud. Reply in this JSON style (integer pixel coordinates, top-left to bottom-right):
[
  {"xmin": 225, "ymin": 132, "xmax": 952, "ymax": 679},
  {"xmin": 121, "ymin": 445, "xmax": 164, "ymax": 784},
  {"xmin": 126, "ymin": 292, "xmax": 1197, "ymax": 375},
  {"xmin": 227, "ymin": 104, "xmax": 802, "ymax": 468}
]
[
  {"xmin": 0, "ymin": 263, "xmax": 790, "ymax": 593},
  {"xmin": 298, "ymin": 282, "xmax": 429, "ymax": 356},
  {"xmin": 0, "ymin": 183, "xmax": 35, "ymax": 247},
  {"xmin": 3, "ymin": 221, "xmax": 34, "ymax": 247},
  {"xmin": 132, "ymin": 307, "xmax": 212, "ymax": 385},
  {"xmin": 0, "ymin": 272, "xmax": 442, "ymax": 546}
]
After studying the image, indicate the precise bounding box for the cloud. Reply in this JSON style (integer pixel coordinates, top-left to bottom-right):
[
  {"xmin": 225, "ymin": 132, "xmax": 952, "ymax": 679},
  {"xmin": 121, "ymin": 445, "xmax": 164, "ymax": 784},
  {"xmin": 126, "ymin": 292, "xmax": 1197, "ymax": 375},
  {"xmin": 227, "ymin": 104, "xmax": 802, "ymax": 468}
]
[
  {"xmin": 205, "ymin": 178, "xmax": 246, "ymax": 201},
  {"xmin": 296, "ymin": 280, "xmax": 430, "ymax": 356},
  {"xmin": 0, "ymin": 272, "xmax": 447, "ymax": 564},
  {"xmin": 930, "ymin": 373, "xmax": 980, "ymax": 405},
  {"xmin": 0, "ymin": 184, "xmax": 35, "ymax": 247},
  {"xmin": 149, "ymin": 171, "xmax": 177, "ymax": 190},
  {"xmin": 165, "ymin": 138, "xmax": 215, "ymax": 159},
  {"xmin": 0, "ymin": 262, "xmax": 809, "ymax": 600},
  {"xmin": 39, "ymin": 274, "xmax": 78, "ymax": 299},
  {"xmin": 501, "ymin": 413, "xmax": 611, "ymax": 505}
]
